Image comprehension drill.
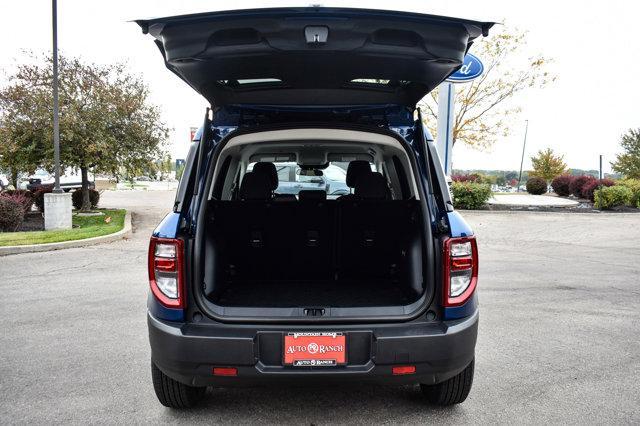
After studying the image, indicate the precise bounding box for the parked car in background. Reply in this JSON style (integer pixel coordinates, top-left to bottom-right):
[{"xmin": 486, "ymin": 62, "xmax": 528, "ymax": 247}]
[
  {"xmin": 0, "ymin": 174, "xmax": 8, "ymax": 190},
  {"xmin": 138, "ymin": 7, "xmax": 490, "ymax": 410},
  {"xmin": 25, "ymin": 168, "xmax": 95, "ymax": 192}
]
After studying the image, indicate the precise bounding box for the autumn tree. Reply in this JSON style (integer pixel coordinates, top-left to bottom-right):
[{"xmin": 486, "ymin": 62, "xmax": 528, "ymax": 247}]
[
  {"xmin": 419, "ymin": 27, "xmax": 555, "ymax": 149},
  {"xmin": 0, "ymin": 54, "xmax": 169, "ymax": 210},
  {"xmin": 611, "ymin": 128, "xmax": 640, "ymax": 179},
  {"xmin": 530, "ymin": 148, "xmax": 568, "ymax": 182}
]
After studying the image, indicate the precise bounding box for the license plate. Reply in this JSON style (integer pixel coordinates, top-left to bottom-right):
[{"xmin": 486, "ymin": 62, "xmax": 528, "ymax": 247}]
[{"xmin": 283, "ymin": 332, "xmax": 347, "ymax": 366}]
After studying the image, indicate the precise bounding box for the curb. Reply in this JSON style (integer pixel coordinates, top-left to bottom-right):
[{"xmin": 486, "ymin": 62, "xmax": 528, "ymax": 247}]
[
  {"xmin": 459, "ymin": 209, "xmax": 640, "ymax": 216},
  {"xmin": 0, "ymin": 210, "xmax": 132, "ymax": 256}
]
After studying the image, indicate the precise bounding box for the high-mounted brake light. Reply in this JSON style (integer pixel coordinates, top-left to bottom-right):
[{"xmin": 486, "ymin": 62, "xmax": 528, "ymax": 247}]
[
  {"xmin": 443, "ymin": 236, "xmax": 478, "ymax": 307},
  {"xmin": 148, "ymin": 237, "xmax": 184, "ymax": 308}
]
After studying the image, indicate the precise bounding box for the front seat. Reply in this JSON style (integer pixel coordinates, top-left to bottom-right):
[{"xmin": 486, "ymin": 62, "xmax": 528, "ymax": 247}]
[
  {"xmin": 239, "ymin": 172, "xmax": 273, "ymax": 200},
  {"xmin": 338, "ymin": 160, "xmax": 371, "ymax": 200},
  {"xmin": 354, "ymin": 172, "xmax": 391, "ymax": 200},
  {"xmin": 252, "ymin": 162, "xmax": 278, "ymax": 191},
  {"xmin": 252, "ymin": 162, "xmax": 296, "ymax": 201}
]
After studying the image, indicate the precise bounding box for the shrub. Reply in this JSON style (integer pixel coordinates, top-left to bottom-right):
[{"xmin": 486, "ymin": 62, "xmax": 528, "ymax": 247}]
[
  {"xmin": 600, "ymin": 178, "xmax": 616, "ymax": 186},
  {"xmin": 551, "ymin": 174, "xmax": 574, "ymax": 196},
  {"xmin": 581, "ymin": 179, "xmax": 615, "ymax": 202},
  {"xmin": 0, "ymin": 196, "xmax": 24, "ymax": 232},
  {"xmin": 594, "ymin": 185, "xmax": 632, "ymax": 209},
  {"xmin": 72, "ymin": 188, "xmax": 100, "ymax": 210},
  {"xmin": 616, "ymin": 178, "xmax": 640, "ymax": 208},
  {"xmin": 451, "ymin": 173, "xmax": 483, "ymax": 183},
  {"xmin": 526, "ymin": 177, "xmax": 547, "ymax": 195},
  {"xmin": 0, "ymin": 189, "xmax": 34, "ymax": 214},
  {"xmin": 33, "ymin": 185, "xmax": 54, "ymax": 212},
  {"xmin": 569, "ymin": 175, "xmax": 596, "ymax": 198},
  {"xmin": 450, "ymin": 182, "xmax": 492, "ymax": 209}
]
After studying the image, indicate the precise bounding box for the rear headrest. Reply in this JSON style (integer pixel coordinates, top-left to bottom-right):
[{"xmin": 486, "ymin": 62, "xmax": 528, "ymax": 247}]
[
  {"xmin": 252, "ymin": 162, "xmax": 278, "ymax": 190},
  {"xmin": 298, "ymin": 190, "xmax": 327, "ymax": 201},
  {"xmin": 273, "ymin": 193, "xmax": 297, "ymax": 202},
  {"xmin": 239, "ymin": 172, "xmax": 272, "ymax": 200},
  {"xmin": 346, "ymin": 160, "xmax": 371, "ymax": 187},
  {"xmin": 354, "ymin": 172, "xmax": 391, "ymax": 200}
]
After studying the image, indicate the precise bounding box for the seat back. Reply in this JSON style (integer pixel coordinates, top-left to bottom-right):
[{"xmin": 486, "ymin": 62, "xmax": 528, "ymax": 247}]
[{"xmin": 338, "ymin": 200, "xmax": 417, "ymax": 280}]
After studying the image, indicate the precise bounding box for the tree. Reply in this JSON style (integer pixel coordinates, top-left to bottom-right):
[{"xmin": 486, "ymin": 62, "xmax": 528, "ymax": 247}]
[
  {"xmin": 0, "ymin": 131, "xmax": 48, "ymax": 188},
  {"xmin": 419, "ymin": 27, "xmax": 555, "ymax": 149},
  {"xmin": 505, "ymin": 171, "xmax": 518, "ymax": 181},
  {"xmin": 530, "ymin": 148, "xmax": 568, "ymax": 182},
  {"xmin": 159, "ymin": 154, "xmax": 173, "ymax": 180},
  {"xmin": 0, "ymin": 77, "xmax": 54, "ymax": 187},
  {"xmin": 611, "ymin": 128, "xmax": 640, "ymax": 179},
  {"xmin": 175, "ymin": 162, "xmax": 186, "ymax": 181},
  {"xmin": 0, "ymin": 54, "xmax": 169, "ymax": 210}
]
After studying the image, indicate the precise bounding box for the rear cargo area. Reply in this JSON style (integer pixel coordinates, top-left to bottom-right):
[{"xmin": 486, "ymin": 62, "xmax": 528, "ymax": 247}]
[
  {"xmin": 202, "ymin": 198, "xmax": 425, "ymax": 309},
  {"xmin": 216, "ymin": 279, "xmax": 414, "ymax": 307}
]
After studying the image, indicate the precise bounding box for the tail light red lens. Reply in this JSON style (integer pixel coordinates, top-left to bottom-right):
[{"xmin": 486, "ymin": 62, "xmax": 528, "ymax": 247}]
[
  {"xmin": 392, "ymin": 365, "xmax": 416, "ymax": 375},
  {"xmin": 213, "ymin": 367, "xmax": 238, "ymax": 377},
  {"xmin": 148, "ymin": 237, "xmax": 184, "ymax": 308},
  {"xmin": 443, "ymin": 236, "xmax": 478, "ymax": 307}
]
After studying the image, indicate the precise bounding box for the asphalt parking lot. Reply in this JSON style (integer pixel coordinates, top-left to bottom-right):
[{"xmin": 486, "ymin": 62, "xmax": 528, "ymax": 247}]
[{"xmin": 1, "ymin": 190, "xmax": 639, "ymax": 424}]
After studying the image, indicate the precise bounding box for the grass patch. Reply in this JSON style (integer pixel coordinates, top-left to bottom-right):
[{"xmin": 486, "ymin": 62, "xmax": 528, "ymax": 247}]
[{"xmin": 0, "ymin": 209, "xmax": 126, "ymax": 246}]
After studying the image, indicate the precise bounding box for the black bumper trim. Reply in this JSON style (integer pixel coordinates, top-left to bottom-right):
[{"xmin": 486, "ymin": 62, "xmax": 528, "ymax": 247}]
[{"xmin": 148, "ymin": 310, "xmax": 478, "ymax": 387}]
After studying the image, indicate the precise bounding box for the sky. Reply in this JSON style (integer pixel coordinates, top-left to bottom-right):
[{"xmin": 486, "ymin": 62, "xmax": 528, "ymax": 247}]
[{"xmin": 1, "ymin": 0, "xmax": 638, "ymax": 173}]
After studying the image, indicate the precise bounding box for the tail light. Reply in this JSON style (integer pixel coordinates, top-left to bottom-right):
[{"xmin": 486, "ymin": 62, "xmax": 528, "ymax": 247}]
[
  {"xmin": 148, "ymin": 237, "xmax": 184, "ymax": 308},
  {"xmin": 443, "ymin": 236, "xmax": 478, "ymax": 307}
]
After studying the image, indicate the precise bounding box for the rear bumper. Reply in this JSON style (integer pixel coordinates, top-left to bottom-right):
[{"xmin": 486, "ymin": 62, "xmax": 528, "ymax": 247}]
[{"xmin": 148, "ymin": 310, "xmax": 478, "ymax": 387}]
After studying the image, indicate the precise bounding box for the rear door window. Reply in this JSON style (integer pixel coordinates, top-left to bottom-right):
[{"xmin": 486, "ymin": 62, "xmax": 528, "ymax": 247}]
[{"xmin": 174, "ymin": 141, "xmax": 198, "ymax": 212}]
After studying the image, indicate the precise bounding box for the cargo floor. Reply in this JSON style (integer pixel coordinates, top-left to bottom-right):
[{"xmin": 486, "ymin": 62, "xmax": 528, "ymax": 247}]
[{"xmin": 215, "ymin": 279, "xmax": 417, "ymax": 307}]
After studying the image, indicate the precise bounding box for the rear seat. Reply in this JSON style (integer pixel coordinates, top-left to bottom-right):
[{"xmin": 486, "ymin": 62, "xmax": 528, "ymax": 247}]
[
  {"xmin": 294, "ymin": 190, "xmax": 333, "ymax": 280},
  {"xmin": 209, "ymin": 167, "xmax": 273, "ymax": 281},
  {"xmin": 337, "ymin": 171, "xmax": 415, "ymax": 280},
  {"xmin": 209, "ymin": 163, "xmax": 418, "ymax": 284}
]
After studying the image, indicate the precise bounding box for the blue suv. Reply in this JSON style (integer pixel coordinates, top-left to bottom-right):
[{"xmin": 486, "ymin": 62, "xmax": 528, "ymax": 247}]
[{"xmin": 137, "ymin": 7, "xmax": 491, "ymax": 409}]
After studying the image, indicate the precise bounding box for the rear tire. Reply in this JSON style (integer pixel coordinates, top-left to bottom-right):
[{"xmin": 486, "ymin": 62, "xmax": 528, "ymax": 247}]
[
  {"xmin": 420, "ymin": 359, "xmax": 474, "ymax": 406},
  {"xmin": 151, "ymin": 362, "xmax": 206, "ymax": 408}
]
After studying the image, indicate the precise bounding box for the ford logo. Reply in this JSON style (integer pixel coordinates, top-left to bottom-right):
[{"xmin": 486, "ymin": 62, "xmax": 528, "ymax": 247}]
[{"xmin": 446, "ymin": 53, "xmax": 484, "ymax": 83}]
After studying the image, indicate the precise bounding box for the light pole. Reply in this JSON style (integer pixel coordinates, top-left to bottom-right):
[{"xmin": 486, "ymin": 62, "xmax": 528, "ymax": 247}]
[
  {"xmin": 599, "ymin": 155, "xmax": 603, "ymax": 180},
  {"xmin": 44, "ymin": 0, "xmax": 72, "ymax": 230},
  {"xmin": 517, "ymin": 120, "xmax": 529, "ymax": 192},
  {"xmin": 52, "ymin": 0, "xmax": 62, "ymax": 193},
  {"xmin": 436, "ymin": 81, "xmax": 455, "ymax": 176}
]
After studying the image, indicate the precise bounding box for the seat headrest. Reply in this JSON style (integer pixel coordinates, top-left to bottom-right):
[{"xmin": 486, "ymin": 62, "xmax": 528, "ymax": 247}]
[
  {"xmin": 239, "ymin": 172, "xmax": 272, "ymax": 200},
  {"xmin": 354, "ymin": 172, "xmax": 391, "ymax": 200},
  {"xmin": 273, "ymin": 193, "xmax": 297, "ymax": 202},
  {"xmin": 346, "ymin": 160, "xmax": 371, "ymax": 187},
  {"xmin": 252, "ymin": 162, "xmax": 278, "ymax": 190},
  {"xmin": 298, "ymin": 190, "xmax": 327, "ymax": 201}
]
